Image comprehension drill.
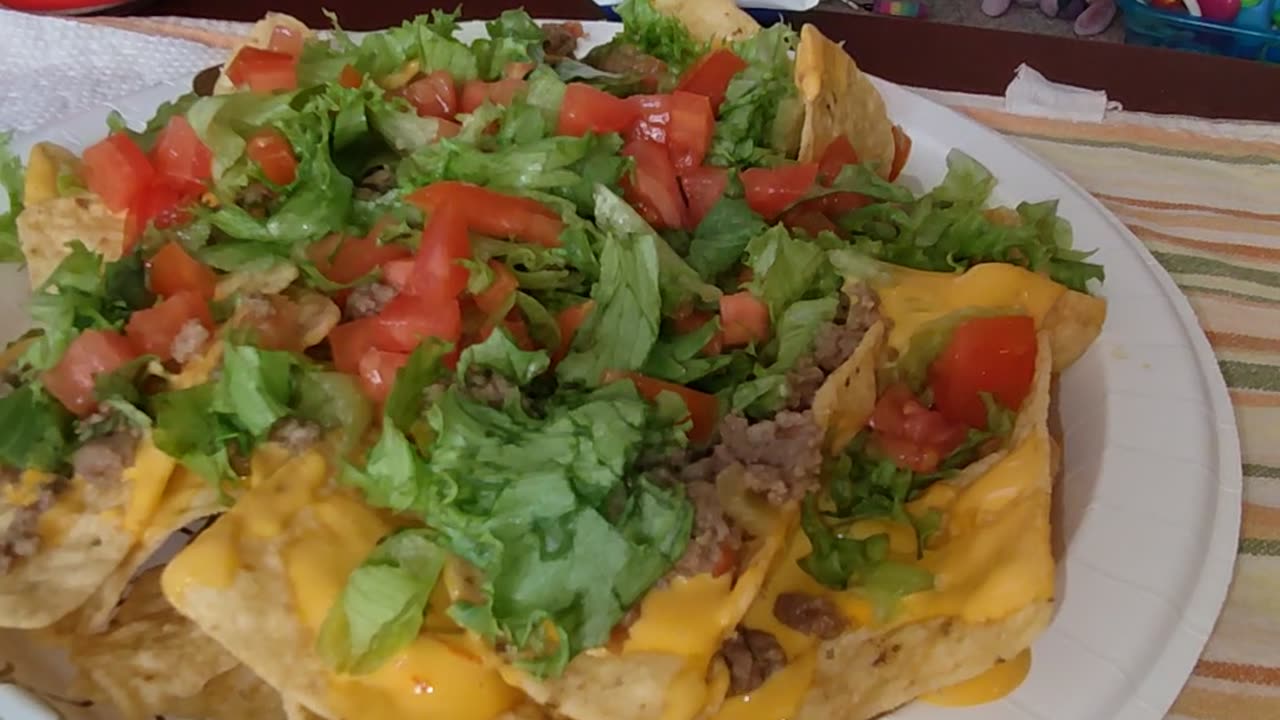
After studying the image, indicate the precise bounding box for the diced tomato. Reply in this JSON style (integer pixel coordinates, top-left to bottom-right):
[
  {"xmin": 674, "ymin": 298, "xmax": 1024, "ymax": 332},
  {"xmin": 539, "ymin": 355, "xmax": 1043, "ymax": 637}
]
[
  {"xmin": 246, "ymin": 129, "xmax": 297, "ymax": 186},
  {"xmin": 124, "ymin": 291, "xmax": 212, "ymax": 360},
  {"xmin": 628, "ymin": 93, "xmax": 714, "ymax": 170},
  {"xmin": 782, "ymin": 191, "xmax": 872, "ymax": 236},
  {"xmin": 128, "ymin": 182, "xmax": 198, "ymax": 243},
  {"xmin": 357, "ymin": 348, "xmax": 410, "ymax": 403},
  {"xmin": 225, "ymin": 47, "xmax": 298, "ymax": 93},
  {"xmin": 481, "ymin": 312, "xmax": 537, "ymax": 351},
  {"xmin": 81, "ymin": 134, "xmax": 155, "ymax": 213},
  {"xmin": 889, "ymin": 125, "xmax": 912, "ymax": 183},
  {"xmin": 402, "ymin": 71, "xmax": 457, "ymax": 119},
  {"xmin": 553, "ymin": 300, "xmax": 594, "ymax": 362},
  {"xmin": 679, "ymin": 166, "xmax": 729, "ymax": 228},
  {"xmin": 869, "ymin": 384, "xmax": 968, "ymax": 473},
  {"xmin": 149, "ymin": 241, "xmax": 216, "ymax": 300},
  {"xmin": 473, "ymin": 261, "xmax": 519, "ymax": 317},
  {"xmin": 818, "ymin": 135, "xmax": 859, "ymax": 186},
  {"xmin": 339, "ymin": 64, "xmax": 364, "ymax": 89},
  {"xmin": 676, "ymin": 48, "xmax": 747, "ymax": 112},
  {"xmin": 41, "ymin": 330, "xmax": 139, "ymax": 417},
  {"xmin": 813, "ymin": 191, "xmax": 874, "ymax": 217},
  {"xmin": 929, "ymin": 315, "xmax": 1037, "ymax": 429},
  {"xmin": 621, "ymin": 139, "xmax": 688, "ymax": 230},
  {"xmin": 151, "ymin": 116, "xmax": 212, "ymax": 186},
  {"xmin": 719, "ymin": 292, "xmax": 769, "ymax": 347},
  {"xmin": 313, "ymin": 233, "xmax": 412, "ymax": 286},
  {"xmin": 381, "ymin": 258, "xmax": 414, "ymax": 291},
  {"xmin": 407, "ymin": 205, "xmax": 471, "ymax": 303},
  {"xmin": 436, "ymin": 118, "xmax": 462, "ymax": 139},
  {"xmin": 407, "ymin": 181, "xmax": 564, "ymax": 248},
  {"xmin": 672, "ymin": 309, "xmax": 723, "ymax": 356},
  {"xmin": 369, "ymin": 294, "xmax": 463, "ymax": 352},
  {"xmin": 557, "ymin": 83, "xmax": 641, "ymax": 137},
  {"xmin": 505, "ymin": 61, "xmax": 535, "ymax": 79},
  {"xmin": 329, "ymin": 318, "xmax": 378, "ymax": 374},
  {"xmin": 460, "ymin": 78, "xmax": 527, "ymax": 114},
  {"xmin": 741, "ymin": 163, "xmax": 818, "ymax": 221},
  {"xmin": 268, "ymin": 24, "xmax": 306, "ymax": 56},
  {"xmin": 711, "ymin": 541, "xmax": 738, "ymax": 577},
  {"xmin": 603, "ymin": 371, "xmax": 719, "ymax": 445}
]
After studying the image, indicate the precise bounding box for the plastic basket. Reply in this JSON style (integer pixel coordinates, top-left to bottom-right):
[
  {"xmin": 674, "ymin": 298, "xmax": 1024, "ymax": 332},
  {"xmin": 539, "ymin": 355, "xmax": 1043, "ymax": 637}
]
[{"xmin": 1117, "ymin": 0, "xmax": 1280, "ymax": 63}]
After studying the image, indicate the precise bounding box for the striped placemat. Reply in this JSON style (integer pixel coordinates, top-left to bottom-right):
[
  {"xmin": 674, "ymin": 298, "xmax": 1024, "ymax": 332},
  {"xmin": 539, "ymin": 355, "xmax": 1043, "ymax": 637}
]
[{"xmin": 13, "ymin": 13, "xmax": 1280, "ymax": 719}]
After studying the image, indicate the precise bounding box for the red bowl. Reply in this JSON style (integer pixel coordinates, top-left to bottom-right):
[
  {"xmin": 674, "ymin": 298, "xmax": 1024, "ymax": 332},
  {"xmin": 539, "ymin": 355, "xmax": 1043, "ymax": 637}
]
[{"xmin": 0, "ymin": 0, "xmax": 138, "ymax": 14}]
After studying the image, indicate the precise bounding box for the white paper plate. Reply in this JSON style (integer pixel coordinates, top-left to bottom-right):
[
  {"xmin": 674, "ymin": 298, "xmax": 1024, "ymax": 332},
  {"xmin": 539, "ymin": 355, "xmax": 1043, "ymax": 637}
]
[{"xmin": 0, "ymin": 19, "xmax": 1241, "ymax": 720}]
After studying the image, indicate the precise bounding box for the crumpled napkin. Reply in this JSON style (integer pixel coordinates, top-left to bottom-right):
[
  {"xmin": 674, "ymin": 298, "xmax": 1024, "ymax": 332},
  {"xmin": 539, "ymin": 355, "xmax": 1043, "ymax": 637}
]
[
  {"xmin": 0, "ymin": 9, "xmax": 227, "ymax": 134},
  {"xmin": 1003, "ymin": 63, "xmax": 1122, "ymax": 122}
]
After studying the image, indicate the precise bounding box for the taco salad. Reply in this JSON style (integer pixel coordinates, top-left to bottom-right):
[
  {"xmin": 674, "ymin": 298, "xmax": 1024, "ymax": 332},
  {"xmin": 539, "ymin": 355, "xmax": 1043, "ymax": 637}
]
[{"xmin": 0, "ymin": 1, "xmax": 1106, "ymax": 718}]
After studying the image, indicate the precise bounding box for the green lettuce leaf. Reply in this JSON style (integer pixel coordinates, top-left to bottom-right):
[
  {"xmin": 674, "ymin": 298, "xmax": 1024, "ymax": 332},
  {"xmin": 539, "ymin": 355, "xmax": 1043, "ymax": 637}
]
[
  {"xmin": 708, "ymin": 25, "xmax": 799, "ymax": 168},
  {"xmin": 473, "ymin": 9, "xmax": 546, "ymax": 80},
  {"xmin": 557, "ymin": 187, "xmax": 662, "ymax": 385},
  {"xmin": 615, "ymin": 0, "xmax": 706, "ymax": 74},
  {"xmin": 766, "ymin": 296, "xmax": 839, "ymax": 373},
  {"xmin": 0, "ymin": 131, "xmax": 25, "ymax": 263},
  {"xmin": 642, "ymin": 317, "xmax": 735, "ymax": 384},
  {"xmin": 0, "ymin": 385, "xmax": 73, "ymax": 472},
  {"xmin": 743, "ymin": 226, "xmax": 837, "ymax": 321},
  {"xmin": 687, "ymin": 196, "xmax": 766, "ymax": 281},
  {"xmin": 457, "ymin": 327, "xmax": 551, "ymax": 385},
  {"xmin": 318, "ymin": 529, "xmax": 447, "ymax": 675},
  {"xmin": 294, "ymin": 371, "xmax": 374, "ymax": 455}
]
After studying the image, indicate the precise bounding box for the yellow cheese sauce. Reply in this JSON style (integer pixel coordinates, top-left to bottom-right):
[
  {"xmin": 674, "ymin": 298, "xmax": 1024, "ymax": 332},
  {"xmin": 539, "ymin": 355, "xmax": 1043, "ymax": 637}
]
[
  {"xmin": 877, "ymin": 263, "xmax": 1066, "ymax": 353},
  {"xmin": 164, "ymin": 449, "xmax": 522, "ymax": 720},
  {"xmin": 4, "ymin": 470, "xmax": 57, "ymax": 507},
  {"xmin": 35, "ymin": 479, "xmax": 83, "ymax": 546},
  {"xmin": 121, "ymin": 437, "xmax": 178, "ymax": 535},
  {"xmin": 921, "ymin": 649, "xmax": 1032, "ymax": 707},
  {"xmin": 725, "ymin": 429, "xmax": 1052, "ymax": 719}
]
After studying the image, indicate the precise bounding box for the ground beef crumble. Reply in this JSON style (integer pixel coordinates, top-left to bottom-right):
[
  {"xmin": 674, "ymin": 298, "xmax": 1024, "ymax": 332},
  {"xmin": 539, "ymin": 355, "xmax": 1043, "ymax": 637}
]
[
  {"xmin": 1, "ymin": 470, "xmax": 66, "ymax": 575},
  {"xmin": 720, "ymin": 627, "xmax": 787, "ymax": 696},
  {"xmin": 72, "ymin": 430, "xmax": 139, "ymax": 490},
  {"xmin": 773, "ymin": 592, "xmax": 848, "ymax": 640},
  {"xmin": 542, "ymin": 21, "xmax": 583, "ymax": 60},
  {"xmin": 268, "ymin": 417, "xmax": 323, "ymax": 454},
  {"xmin": 170, "ymin": 319, "xmax": 210, "ymax": 364},
  {"xmin": 345, "ymin": 282, "xmax": 397, "ymax": 320}
]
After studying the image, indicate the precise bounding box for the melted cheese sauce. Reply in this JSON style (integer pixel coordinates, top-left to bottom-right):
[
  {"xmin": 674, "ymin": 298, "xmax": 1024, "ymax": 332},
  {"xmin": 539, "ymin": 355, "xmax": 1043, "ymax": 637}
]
[
  {"xmin": 163, "ymin": 450, "xmax": 522, "ymax": 720},
  {"xmin": 121, "ymin": 437, "xmax": 178, "ymax": 535},
  {"xmin": 877, "ymin": 263, "xmax": 1066, "ymax": 353},
  {"xmin": 35, "ymin": 479, "xmax": 83, "ymax": 546},
  {"xmin": 922, "ymin": 649, "xmax": 1032, "ymax": 707}
]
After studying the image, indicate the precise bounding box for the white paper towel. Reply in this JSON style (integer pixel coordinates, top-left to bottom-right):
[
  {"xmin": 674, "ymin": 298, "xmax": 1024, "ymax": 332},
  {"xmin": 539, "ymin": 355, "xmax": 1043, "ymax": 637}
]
[
  {"xmin": 1003, "ymin": 63, "xmax": 1121, "ymax": 122},
  {"xmin": 0, "ymin": 9, "xmax": 228, "ymax": 134}
]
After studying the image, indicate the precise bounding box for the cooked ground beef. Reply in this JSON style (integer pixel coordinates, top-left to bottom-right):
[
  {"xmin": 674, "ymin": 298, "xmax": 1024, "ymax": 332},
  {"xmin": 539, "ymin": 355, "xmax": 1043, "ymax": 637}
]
[
  {"xmin": 355, "ymin": 167, "xmax": 396, "ymax": 201},
  {"xmin": 236, "ymin": 181, "xmax": 275, "ymax": 212},
  {"xmin": 463, "ymin": 368, "xmax": 518, "ymax": 409},
  {"xmin": 72, "ymin": 430, "xmax": 138, "ymax": 489},
  {"xmin": 345, "ymin": 282, "xmax": 397, "ymax": 320},
  {"xmin": 268, "ymin": 417, "xmax": 323, "ymax": 454},
  {"xmin": 671, "ymin": 479, "xmax": 743, "ymax": 577},
  {"xmin": 170, "ymin": 319, "xmax": 210, "ymax": 364},
  {"xmin": 812, "ymin": 284, "xmax": 880, "ymax": 373},
  {"xmin": 0, "ymin": 486, "xmax": 58, "ymax": 575},
  {"xmin": 773, "ymin": 592, "xmax": 848, "ymax": 640},
  {"xmin": 720, "ymin": 628, "xmax": 787, "ymax": 696},
  {"xmin": 784, "ymin": 356, "xmax": 825, "ymax": 412},
  {"xmin": 542, "ymin": 21, "xmax": 583, "ymax": 60},
  {"xmin": 586, "ymin": 41, "xmax": 667, "ymax": 92},
  {"xmin": 710, "ymin": 411, "xmax": 824, "ymax": 506}
]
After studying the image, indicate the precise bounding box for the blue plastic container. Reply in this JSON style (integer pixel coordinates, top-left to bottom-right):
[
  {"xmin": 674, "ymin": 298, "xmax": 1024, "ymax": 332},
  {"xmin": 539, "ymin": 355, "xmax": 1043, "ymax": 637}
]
[{"xmin": 1118, "ymin": 0, "xmax": 1280, "ymax": 63}]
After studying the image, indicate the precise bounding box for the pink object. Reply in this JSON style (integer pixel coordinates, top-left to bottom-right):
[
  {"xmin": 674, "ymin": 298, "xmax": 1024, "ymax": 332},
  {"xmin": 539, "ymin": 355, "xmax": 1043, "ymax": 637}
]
[
  {"xmin": 1197, "ymin": 0, "xmax": 1242, "ymax": 21},
  {"xmin": 0, "ymin": 0, "xmax": 134, "ymax": 13}
]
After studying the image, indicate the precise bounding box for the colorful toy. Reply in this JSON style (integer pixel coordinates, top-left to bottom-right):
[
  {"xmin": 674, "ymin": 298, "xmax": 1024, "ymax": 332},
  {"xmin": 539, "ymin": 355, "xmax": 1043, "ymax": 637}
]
[
  {"xmin": 1234, "ymin": 0, "xmax": 1273, "ymax": 28},
  {"xmin": 981, "ymin": 0, "xmax": 1117, "ymax": 35},
  {"xmin": 1198, "ymin": 0, "xmax": 1242, "ymax": 20},
  {"xmin": 854, "ymin": 1, "xmax": 929, "ymax": 17}
]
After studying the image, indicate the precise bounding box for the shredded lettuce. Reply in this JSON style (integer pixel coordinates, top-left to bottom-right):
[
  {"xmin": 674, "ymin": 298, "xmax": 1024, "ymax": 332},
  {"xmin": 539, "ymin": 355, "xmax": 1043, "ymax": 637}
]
[
  {"xmin": 0, "ymin": 385, "xmax": 73, "ymax": 472},
  {"xmin": 473, "ymin": 9, "xmax": 546, "ymax": 80},
  {"xmin": 686, "ymin": 196, "xmax": 766, "ymax": 281},
  {"xmin": 708, "ymin": 25, "xmax": 799, "ymax": 168},
  {"xmin": 557, "ymin": 187, "xmax": 662, "ymax": 386},
  {"xmin": 0, "ymin": 131, "xmax": 25, "ymax": 263},
  {"xmin": 457, "ymin": 327, "xmax": 551, "ymax": 385},
  {"xmin": 318, "ymin": 529, "xmax": 447, "ymax": 674},
  {"xmin": 615, "ymin": 0, "xmax": 706, "ymax": 74}
]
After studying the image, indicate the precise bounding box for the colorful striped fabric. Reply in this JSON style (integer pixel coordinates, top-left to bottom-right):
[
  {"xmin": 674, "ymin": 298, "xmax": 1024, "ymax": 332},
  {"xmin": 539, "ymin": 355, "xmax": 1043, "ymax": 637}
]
[{"xmin": 925, "ymin": 91, "xmax": 1280, "ymax": 719}]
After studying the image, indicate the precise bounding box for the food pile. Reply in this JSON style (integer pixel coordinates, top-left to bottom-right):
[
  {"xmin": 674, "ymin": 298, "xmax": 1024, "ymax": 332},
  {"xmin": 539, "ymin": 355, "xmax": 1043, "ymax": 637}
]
[{"xmin": 0, "ymin": 1, "xmax": 1105, "ymax": 718}]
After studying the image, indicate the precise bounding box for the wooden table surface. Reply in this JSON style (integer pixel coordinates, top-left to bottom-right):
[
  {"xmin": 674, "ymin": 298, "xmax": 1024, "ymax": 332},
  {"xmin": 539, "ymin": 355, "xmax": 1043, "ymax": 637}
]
[{"xmin": 137, "ymin": 0, "xmax": 1280, "ymax": 122}]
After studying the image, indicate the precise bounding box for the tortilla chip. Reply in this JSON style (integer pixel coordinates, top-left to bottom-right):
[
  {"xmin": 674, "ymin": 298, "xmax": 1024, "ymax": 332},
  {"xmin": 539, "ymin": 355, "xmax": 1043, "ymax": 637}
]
[
  {"xmin": 0, "ymin": 479, "xmax": 134, "ymax": 629},
  {"xmin": 215, "ymin": 262, "xmax": 300, "ymax": 301},
  {"xmin": 794, "ymin": 24, "xmax": 896, "ymax": 178},
  {"xmin": 74, "ymin": 468, "xmax": 222, "ymax": 634},
  {"xmin": 214, "ymin": 13, "xmax": 313, "ymax": 95},
  {"xmin": 1042, "ymin": 288, "xmax": 1106, "ymax": 372},
  {"xmin": 16, "ymin": 193, "xmax": 127, "ymax": 288},
  {"xmin": 294, "ymin": 290, "xmax": 342, "ymax": 349},
  {"xmin": 24, "ymin": 142, "xmax": 82, "ymax": 206},
  {"xmin": 812, "ymin": 320, "xmax": 885, "ymax": 454},
  {"xmin": 652, "ymin": 0, "xmax": 760, "ymax": 43}
]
